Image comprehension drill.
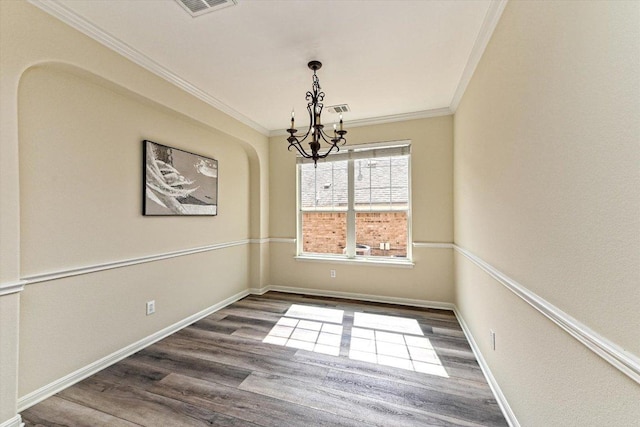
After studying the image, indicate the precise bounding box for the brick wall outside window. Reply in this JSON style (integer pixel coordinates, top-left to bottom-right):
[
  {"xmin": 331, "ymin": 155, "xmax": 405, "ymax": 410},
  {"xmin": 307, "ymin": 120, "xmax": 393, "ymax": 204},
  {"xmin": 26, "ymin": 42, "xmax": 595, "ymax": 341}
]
[{"xmin": 302, "ymin": 212, "xmax": 407, "ymax": 257}]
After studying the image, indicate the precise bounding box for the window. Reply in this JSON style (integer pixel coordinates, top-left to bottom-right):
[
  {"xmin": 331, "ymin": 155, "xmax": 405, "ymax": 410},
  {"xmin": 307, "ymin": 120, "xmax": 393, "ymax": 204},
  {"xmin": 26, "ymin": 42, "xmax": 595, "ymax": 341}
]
[{"xmin": 297, "ymin": 142, "xmax": 411, "ymax": 261}]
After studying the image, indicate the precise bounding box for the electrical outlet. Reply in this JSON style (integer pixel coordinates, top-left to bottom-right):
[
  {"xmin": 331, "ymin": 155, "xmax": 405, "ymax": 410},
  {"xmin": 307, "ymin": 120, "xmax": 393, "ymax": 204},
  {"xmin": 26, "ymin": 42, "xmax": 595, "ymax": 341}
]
[
  {"xmin": 490, "ymin": 329, "xmax": 496, "ymax": 350},
  {"xmin": 379, "ymin": 243, "xmax": 385, "ymax": 250},
  {"xmin": 146, "ymin": 300, "xmax": 156, "ymax": 316},
  {"xmin": 330, "ymin": 269, "xmax": 336, "ymax": 278}
]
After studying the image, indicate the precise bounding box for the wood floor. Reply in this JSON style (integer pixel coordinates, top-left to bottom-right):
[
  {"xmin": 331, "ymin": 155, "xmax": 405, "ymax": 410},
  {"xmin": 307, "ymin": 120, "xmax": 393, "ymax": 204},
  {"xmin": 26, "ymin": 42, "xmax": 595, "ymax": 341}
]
[{"xmin": 22, "ymin": 292, "xmax": 507, "ymax": 426}]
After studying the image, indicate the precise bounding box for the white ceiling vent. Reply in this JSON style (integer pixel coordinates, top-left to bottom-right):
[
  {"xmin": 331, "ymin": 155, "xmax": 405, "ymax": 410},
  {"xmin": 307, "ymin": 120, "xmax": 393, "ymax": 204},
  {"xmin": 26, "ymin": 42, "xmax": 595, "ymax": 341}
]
[
  {"xmin": 175, "ymin": 0, "xmax": 237, "ymax": 17},
  {"xmin": 326, "ymin": 104, "xmax": 350, "ymax": 114}
]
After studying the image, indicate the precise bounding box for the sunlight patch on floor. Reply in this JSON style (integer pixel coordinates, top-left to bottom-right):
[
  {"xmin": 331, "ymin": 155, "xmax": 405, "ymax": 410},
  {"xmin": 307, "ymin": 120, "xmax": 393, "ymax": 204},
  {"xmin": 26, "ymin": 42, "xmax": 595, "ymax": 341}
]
[
  {"xmin": 284, "ymin": 304, "xmax": 344, "ymax": 324},
  {"xmin": 263, "ymin": 304, "xmax": 448, "ymax": 377},
  {"xmin": 263, "ymin": 305, "xmax": 344, "ymax": 356},
  {"xmin": 353, "ymin": 312, "xmax": 424, "ymax": 335},
  {"xmin": 348, "ymin": 326, "xmax": 448, "ymax": 377}
]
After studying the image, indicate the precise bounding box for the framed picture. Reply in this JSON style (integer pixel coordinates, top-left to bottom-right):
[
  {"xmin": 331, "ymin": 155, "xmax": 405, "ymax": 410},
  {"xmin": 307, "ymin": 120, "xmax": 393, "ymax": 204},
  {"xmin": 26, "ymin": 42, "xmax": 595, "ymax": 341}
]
[{"xmin": 143, "ymin": 140, "xmax": 218, "ymax": 216}]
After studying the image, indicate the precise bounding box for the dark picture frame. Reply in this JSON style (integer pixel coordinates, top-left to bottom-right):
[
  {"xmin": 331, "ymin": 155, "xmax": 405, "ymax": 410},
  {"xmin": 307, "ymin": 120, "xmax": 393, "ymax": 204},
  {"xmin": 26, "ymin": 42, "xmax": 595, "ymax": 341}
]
[{"xmin": 143, "ymin": 140, "xmax": 218, "ymax": 216}]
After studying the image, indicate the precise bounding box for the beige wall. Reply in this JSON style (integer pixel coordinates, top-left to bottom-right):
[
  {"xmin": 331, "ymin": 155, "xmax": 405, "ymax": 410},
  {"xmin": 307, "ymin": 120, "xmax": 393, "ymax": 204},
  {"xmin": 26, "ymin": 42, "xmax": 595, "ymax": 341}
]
[
  {"xmin": 269, "ymin": 116, "xmax": 454, "ymax": 302},
  {"xmin": 17, "ymin": 65, "xmax": 250, "ymax": 395},
  {"xmin": 454, "ymin": 1, "xmax": 640, "ymax": 425},
  {"xmin": 3, "ymin": 0, "xmax": 638, "ymax": 425},
  {"xmin": 0, "ymin": 1, "xmax": 268, "ymax": 423}
]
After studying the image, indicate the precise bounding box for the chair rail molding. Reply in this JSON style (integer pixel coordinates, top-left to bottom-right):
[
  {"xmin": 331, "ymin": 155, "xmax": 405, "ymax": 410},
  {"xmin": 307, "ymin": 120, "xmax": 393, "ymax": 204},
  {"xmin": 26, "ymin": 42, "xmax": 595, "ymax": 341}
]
[
  {"xmin": 454, "ymin": 244, "xmax": 640, "ymax": 385},
  {"xmin": 412, "ymin": 242, "xmax": 454, "ymax": 249},
  {"xmin": 21, "ymin": 240, "xmax": 251, "ymax": 285},
  {"xmin": 0, "ymin": 280, "xmax": 26, "ymax": 296}
]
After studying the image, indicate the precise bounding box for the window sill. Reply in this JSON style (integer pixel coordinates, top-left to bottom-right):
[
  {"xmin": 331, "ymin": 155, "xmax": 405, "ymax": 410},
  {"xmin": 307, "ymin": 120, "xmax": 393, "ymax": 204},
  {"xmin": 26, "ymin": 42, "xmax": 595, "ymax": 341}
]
[{"xmin": 294, "ymin": 255, "xmax": 414, "ymax": 268}]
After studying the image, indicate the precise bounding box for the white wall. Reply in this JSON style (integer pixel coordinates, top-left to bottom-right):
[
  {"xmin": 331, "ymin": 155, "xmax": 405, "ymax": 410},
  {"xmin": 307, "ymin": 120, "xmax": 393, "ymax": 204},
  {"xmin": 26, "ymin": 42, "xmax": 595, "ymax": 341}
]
[{"xmin": 454, "ymin": 1, "xmax": 640, "ymax": 425}]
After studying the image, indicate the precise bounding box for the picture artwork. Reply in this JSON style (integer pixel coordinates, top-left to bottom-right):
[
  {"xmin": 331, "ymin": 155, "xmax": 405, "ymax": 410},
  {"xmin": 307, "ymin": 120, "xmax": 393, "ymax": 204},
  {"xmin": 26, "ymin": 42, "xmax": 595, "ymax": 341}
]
[{"xmin": 144, "ymin": 140, "xmax": 218, "ymax": 216}]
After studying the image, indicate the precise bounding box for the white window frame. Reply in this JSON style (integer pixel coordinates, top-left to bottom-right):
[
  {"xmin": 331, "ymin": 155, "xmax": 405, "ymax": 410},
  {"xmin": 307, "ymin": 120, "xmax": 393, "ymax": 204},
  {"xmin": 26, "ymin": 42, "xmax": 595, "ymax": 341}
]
[{"xmin": 296, "ymin": 140, "xmax": 412, "ymax": 264}]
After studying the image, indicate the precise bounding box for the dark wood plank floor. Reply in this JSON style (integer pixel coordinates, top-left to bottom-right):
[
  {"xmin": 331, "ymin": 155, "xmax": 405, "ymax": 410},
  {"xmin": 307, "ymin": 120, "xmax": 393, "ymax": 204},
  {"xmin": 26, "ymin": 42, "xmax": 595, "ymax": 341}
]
[{"xmin": 22, "ymin": 292, "xmax": 507, "ymax": 426}]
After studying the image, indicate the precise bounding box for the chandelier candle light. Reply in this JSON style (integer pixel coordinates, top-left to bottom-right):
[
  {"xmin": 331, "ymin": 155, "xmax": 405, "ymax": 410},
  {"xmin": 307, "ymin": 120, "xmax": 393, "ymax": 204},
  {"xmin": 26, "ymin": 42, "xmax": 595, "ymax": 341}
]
[{"xmin": 287, "ymin": 60, "xmax": 347, "ymax": 166}]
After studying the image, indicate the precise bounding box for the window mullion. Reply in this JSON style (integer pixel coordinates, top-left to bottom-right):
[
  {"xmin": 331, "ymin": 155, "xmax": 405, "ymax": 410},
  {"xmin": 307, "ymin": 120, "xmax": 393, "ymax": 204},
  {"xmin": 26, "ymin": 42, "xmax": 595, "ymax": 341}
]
[{"xmin": 346, "ymin": 159, "xmax": 355, "ymax": 258}]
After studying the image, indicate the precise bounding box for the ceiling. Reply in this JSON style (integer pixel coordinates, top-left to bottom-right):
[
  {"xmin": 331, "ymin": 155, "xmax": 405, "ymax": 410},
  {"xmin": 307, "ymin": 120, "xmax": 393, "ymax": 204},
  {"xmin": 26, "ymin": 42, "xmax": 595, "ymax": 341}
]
[{"xmin": 31, "ymin": 0, "xmax": 506, "ymax": 135}]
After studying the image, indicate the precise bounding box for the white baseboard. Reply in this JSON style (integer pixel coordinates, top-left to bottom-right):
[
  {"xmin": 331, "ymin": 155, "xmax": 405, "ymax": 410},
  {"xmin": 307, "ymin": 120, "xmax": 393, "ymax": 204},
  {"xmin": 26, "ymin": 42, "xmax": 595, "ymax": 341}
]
[
  {"xmin": 252, "ymin": 285, "xmax": 517, "ymax": 425},
  {"xmin": 16, "ymin": 284, "xmax": 518, "ymax": 426},
  {"xmin": 454, "ymin": 308, "xmax": 520, "ymax": 427},
  {"xmin": 17, "ymin": 289, "xmax": 250, "ymax": 411},
  {"xmin": 251, "ymin": 285, "xmax": 455, "ymax": 311},
  {"xmin": 0, "ymin": 415, "xmax": 23, "ymax": 427},
  {"xmin": 454, "ymin": 245, "xmax": 640, "ymax": 385}
]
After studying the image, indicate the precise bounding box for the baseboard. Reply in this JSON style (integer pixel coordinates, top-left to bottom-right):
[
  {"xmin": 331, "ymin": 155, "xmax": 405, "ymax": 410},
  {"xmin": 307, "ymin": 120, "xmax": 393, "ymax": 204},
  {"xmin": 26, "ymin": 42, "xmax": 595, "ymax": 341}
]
[
  {"xmin": 250, "ymin": 285, "xmax": 455, "ymax": 311},
  {"xmin": 17, "ymin": 289, "xmax": 250, "ymax": 411},
  {"xmin": 0, "ymin": 415, "xmax": 23, "ymax": 427},
  {"xmin": 253, "ymin": 285, "xmax": 518, "ymax": 425},
  {"xmin": 454, "ymin": 245, "xmax": 640, "ymax": 384},
  {"xmin": 454, "ymin": 308, "xmax": 520, "ymax": 427},
  {"xmin": 16, "ymin": 284, "xmax": 518, "ymax": 425}
]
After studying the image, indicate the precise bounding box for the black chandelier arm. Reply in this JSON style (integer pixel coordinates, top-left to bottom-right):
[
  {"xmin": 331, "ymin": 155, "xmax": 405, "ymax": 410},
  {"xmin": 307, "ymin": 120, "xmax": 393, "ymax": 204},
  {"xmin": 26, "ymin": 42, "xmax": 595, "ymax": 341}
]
[
  {"xmin": 316, "ymin": 128, "xmax": 337, "ymax": 144},
  {"xmin": 314, "ymin": 142, "xmax": 342, "ymax": 159},
  {"xmin": 287, "ymin": 138, "xmax": 312, "ymax": 158}
]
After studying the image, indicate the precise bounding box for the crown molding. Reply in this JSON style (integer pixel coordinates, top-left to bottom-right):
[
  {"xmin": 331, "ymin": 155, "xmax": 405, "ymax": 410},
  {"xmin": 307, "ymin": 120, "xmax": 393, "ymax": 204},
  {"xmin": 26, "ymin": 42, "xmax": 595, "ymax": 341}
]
[
  {"xmin": 268, "ymin": 107, "xmax": 453, "ymax": 137},
  {"xmin": 449, "ymin": 0, "xmax": 508, "ymax": 111},
  {"xmin": 27, "ymin": 0, "xmax": 505, "ymax": 135},
  {"xmin": 26, "ymin": 0, "xmax": 269, "ymax": 136}
]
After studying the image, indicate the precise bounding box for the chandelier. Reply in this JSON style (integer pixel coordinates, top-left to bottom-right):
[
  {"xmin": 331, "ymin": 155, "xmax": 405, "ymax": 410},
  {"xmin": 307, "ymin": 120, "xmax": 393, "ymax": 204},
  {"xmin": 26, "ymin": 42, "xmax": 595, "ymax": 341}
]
[{"xmin": 287, "ymin": 60, "xmax": 347, "ymax": 166}]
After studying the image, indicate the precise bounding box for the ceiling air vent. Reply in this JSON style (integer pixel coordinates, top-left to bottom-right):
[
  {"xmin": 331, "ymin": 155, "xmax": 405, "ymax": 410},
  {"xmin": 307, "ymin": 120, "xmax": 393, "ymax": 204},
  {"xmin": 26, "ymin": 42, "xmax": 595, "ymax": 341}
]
[
  {"xmin": 175, "ymin": 0, "xmax": 237, "ymax": 17},
  {"xmin": 326, "ymin": 104, "xmax": 351, "ymax": 114}
]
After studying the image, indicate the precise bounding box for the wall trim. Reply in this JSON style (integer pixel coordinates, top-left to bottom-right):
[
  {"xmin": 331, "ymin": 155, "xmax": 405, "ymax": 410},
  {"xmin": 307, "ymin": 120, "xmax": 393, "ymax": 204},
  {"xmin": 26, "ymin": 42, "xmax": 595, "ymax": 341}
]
[
  {"xmin": 454, "ymin": 244, "xmax": 640, "ymax": 385},
  {"xmin": 269, "ymin": 238, "xmax": 297, "ymax": 244},
  {"xmin": 412, "ymin": 242, "xmax": 454, "ymax": 249},
  {"xmin": 269, "ymin": 108, "xmax": 453, "ymax": 137},
  {"xmin": 266, "ymin": 239, "xmax": 451, "ymax": 248},
  {"xmin": 21, "ymin": 240, "xmax": 250, "ymax": 285},
  {"xmin": 454, "ymin": 308, "xmax": 519, "ymax": 427},
  {"xmin": 0, "ymin": 280, "xmax": 26, "ymax": 296},
  {"xmin": 248, "ymin": 238, "xmax": 270, "ymax": 244},
  {"xmin": 26, "ymin": 0, "xmax": 269, "ymax": 136},
  {"xmin": 250, "ymin": 285, "xmax": 517, "ymax": 424},
  {"xmin": 0, "ymin": 415, "xmax": 23, "ymax": 427},
  {"xmin": 250, "ymin": 285, "xmax": 454, "ymax": 311},
  {"xmin": 27, "ymin": 0, "xmax": 505, "ymax": 134},
  {"xmin": 17, "ymin": 289, "xmax": 250, "ymax": 411},
  {"xmin": 449, "ymin": 0, "xmax": 508, "ymax": 111}
]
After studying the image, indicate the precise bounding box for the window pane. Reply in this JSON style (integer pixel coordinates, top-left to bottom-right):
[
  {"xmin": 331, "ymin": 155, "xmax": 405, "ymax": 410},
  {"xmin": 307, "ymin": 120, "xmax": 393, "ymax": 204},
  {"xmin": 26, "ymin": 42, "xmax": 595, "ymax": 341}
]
[
  {"xmin": 300, "ymin": 161, "xmax": 348, "ymax": 210},
  {"xmin": 356, "ymin": 212, "xmax": 408, "ymax": 258},
  {"xmin": 302, "ymin": 212, "xmax": 346, "ymax": 255},
  {"xmin": 355, "ymin": 156, "xmax": 408, "ymax": 211},
  {"xmin": 390, "ymin": 157, "xmax": 409, "ymax": 208}
]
